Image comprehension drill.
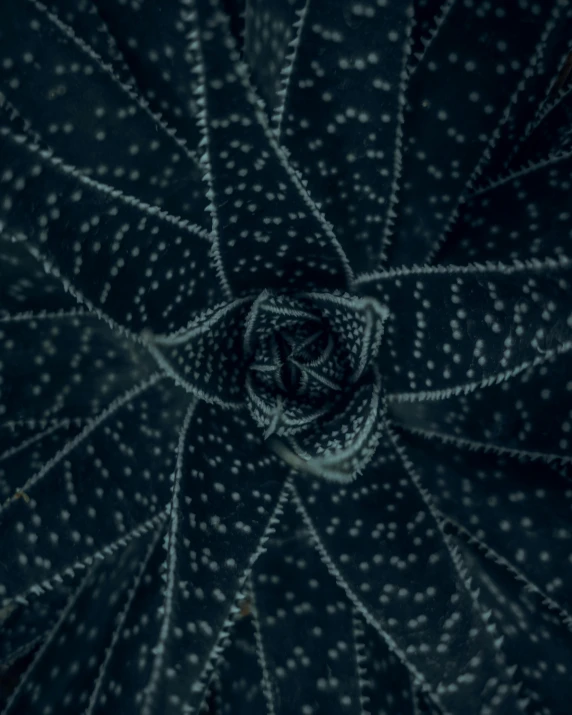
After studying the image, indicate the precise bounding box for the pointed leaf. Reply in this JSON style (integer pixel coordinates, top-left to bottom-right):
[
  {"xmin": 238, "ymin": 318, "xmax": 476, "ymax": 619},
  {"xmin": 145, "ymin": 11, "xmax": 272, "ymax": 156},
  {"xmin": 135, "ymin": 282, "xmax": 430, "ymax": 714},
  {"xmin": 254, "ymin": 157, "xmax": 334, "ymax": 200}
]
[
  {"xmin": 272, "ymin": 0, "xmax": 413, "ymax": 272},
  {"xmin": 1, "ymin": 528, "xmax": 159, "ymax": 715},
  {"xmin": 292, "ymin": 427, "xmax": 523, "ymax": 714},
  {"xmin": 409, "ymin": 0, "xmax": 453, "ymax": 72},
  {"xmin": 0, "ymin": 239, "xmax": 77, "ymax": 317},
  {"xmin": 45, "ymin": 0, "xmax": 134, "ymax": 85},
  {"xmin": 0, "ymin": 313, "xmax": 155, "ymax": 426},
  {"xmin": 303, "ymin": 293, "xmax": 389, "ymax": 384},
  {"xmin": 0, "ymin": 119, "xmax": 221, "ymax": 334},
  {"xmin": 391, "ymin": 351, "xmax": 572, "ymax": 465},
  {"xmin": 357, "ymin": 258, "xmax": 572, "ymax": 400},
  {"xmin": 252, "ymin": 498, "xmax": 364, "ymax": 715},
  {"xmin": 215, "ymin": 614, "xmax": 268, "ymax": 715},
  {"xmin": 390, "ymin": 0, "xmax": 557, "ymax": 265},
  {"xmin": 452, "ymin": 531, "xmax": 572, "ymax": 715},
  {"xmin": 0, "ymin": 376, "xmax": 182, "ymax": 605},
  {"xmin": 107, "ymin": 401, "xmax": 288, "ymax": 715},
  {"xmin": 145, "ymin": 298, "xmax": 252, "ymax": 408},
  {"xmin": 286, "ymin": 370, "xmax": 385, "ymax": 482},
  {"xmin": 244, "ymin": 0, "xmax": 306, "ymax": 115},
  {"xmin": 0, "ymin": 420, "xmax": 85, "ymax": 515},
  {"xmin": 187, "ymin": 0, "xmax": 353, "ymax": 295},
  {"xmin": 92, "ymin": 0, "xmax": 205, "ymax": 151},
  {"xmin": 353, "ymin": 614, "xmax": 418, "ymax": 715},
  {"xmin": 474, "ymin": 4, "xmax": 572, "ymax": 182},
  {"xmin": 0, "ymin": 582, "xmax": 70, "ymax": 669},
  {"xmin": 76, "ymin": 517, "xmax": 167, "ymax": 715},
  {"xmin": 399, "ymin": 432, "xmax": 572, "ymax": 622},
  {"xmin": 0, "ymin": 0, "xmax": 207, "ymax": 228},
  {"xmin": 438, "ymin": 150, "xmax": 572, "ymax": 265}
]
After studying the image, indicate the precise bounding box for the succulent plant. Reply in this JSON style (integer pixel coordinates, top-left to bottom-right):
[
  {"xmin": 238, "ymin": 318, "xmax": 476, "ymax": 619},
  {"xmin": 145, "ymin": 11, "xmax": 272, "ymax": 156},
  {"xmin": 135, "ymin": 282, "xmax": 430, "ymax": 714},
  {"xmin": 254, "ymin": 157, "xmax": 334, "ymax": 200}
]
[{"xmin": 1, "ymin": 0, "xmax": 572, "ymax": 713}]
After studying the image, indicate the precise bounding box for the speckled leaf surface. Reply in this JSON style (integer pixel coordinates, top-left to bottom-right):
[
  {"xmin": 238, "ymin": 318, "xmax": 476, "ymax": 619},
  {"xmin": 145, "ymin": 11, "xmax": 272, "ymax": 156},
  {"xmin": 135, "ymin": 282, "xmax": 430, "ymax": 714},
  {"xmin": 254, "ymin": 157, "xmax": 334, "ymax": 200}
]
[
  {"xmin": 438, "ymin": 151, "xmax": 572, "ymax": 265},
  {"xmin": 0, "ymin": 0, "xmax": 571, "ymax": 712},
  {"xmin": 1, "ymin": 530, "xmax": 160, "ymax": 715},
  {"xmin": 0, "ymin": 378, "xmax": 180, "ymax": 606},
  {"xmin": 0, "ymin": 1, "xmax": 207, "ymax": 228},
  {"xmin": 147, "ymin": 298, "xmax": 252, "ymax": 408},
  {"xmin": 252, "ymin": 499, "xmax": 364, "ymax": 715},
  {"xmin": 390, "ymin": 351, "xmax": 572, "ymax": 465},
  {"xmin": 0, "ymin": 121, "xmax": 220, "ymax": 334},
  {"xmin": 474, "ymin": 3, "xmax": 572, "ymax": 183},
  {"xmin": 390, "ymin": 0, "xmax": 557, "ymax": 266},
  {"xmin": 358, "ymin": 259, "xmax": 572, "ymax": 399},
  {"xmin": 0, "ymin": 240, "xmax": 78, "ymax": 318},
  {"xmin": 215, "ymin": 615, "xmax": 267, "ymax": 715},
  {"xmin": 91, "ymin": 0, "xmax": 205, "ymax": 149},
  {"xmin": 354, "ymin": 614, "xmax": 418, "ymax": 715},
  {"xmin": 293, "ymin": 428, "xmax": 522, "ymax": 715},
  {"xmin": 268, "ymin": 0, "xmax": 412, "ymax": 273},
  {"xmin": 0, "ymin": 421, "xmax": 85, "ymax": 505},
  {"xmin": 452, "ymin": 532, "xmax": 572, "ymax": 715},
  {"xmin": 401, "ymin": 433, "xmax": 572, "ymax": 621},
  {"xmin": 108, "ymin": 401, "xmax": 288, "ymax": 715},
  {"xmin": 0, "ymin": 582, "xmax": 70, "ymax": 671},
  {"xmin": 244, "ymin": 0, "xmax": 306, "ymax": 116},
  {"xmin": 70, "ymin": 521, "xmax": 167, "ymax": 715},
  {"xmin": 187, "ymin": 0, "xmax": 353, "ymax": 295},
  {"xmin": 0, "ymin": 314, "xmax": 155, "ymax": 425}
]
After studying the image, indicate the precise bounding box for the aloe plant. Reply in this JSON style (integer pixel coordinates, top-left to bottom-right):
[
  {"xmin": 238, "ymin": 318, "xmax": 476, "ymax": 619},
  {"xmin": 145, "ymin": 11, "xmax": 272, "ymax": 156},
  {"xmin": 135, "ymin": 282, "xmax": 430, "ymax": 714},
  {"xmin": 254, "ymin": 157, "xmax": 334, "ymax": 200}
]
[{"xmin": 1, "ymin": 0, "xmax": 571, "ymax": 713}]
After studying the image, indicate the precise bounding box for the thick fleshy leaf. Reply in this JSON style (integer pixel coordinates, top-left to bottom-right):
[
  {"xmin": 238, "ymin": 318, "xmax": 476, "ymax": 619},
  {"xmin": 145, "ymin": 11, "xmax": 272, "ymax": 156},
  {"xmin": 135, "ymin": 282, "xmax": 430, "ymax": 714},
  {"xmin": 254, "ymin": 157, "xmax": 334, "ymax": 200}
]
[
  {"xmin": 93, "ymin": 401, "xmax": 288, "ymax": 715},
  {"xmin": 1, "ymin": 652, "xmax": 35, "ymax": 712},
  {"xmin": 353, "ymin": 614, "xmax": 417, "ymax": 715},
  {"xmin": 91, "ymin": 0, "xmax": 206, "ymax": 151},
  {"xmin": 399, "ymin": 432, "xmax": 572, "ymax": 622},
  {"xmin": 43, "ymin": 0, "xmax": 133, "ymax": 85},
  {"xmin": 145, "ymin": 298, "xmax": 252, "ymax": 408},
  {"xmin": 409, "ymin": 0, "xmax": 451, "ymax": 71},
  {"xmin": 284, "ymin": 371, "xmax": 385, "ymax": 482},
  {"xmin": 1, "ymin": 0, "xmax": 571, "ymax": 712},
  {"xmin": 0, "ymin": 239, "xmax": 77, "ymax": 317},
  {"xmin": 187, "ymin": 0, "xmax": 353, "ymax": 295},
  {"xmin": 389, "ymin": 0, "xmax": 557, "ymax": 266},
  {"xmin": 0, "ymin": 376, "xmax": 182, "ymax": 606},
  {"xmin": 513, "ymin": 84, "xmax": 572, "ymax": 163},
  {"xmin": 0, "ymin": 312, "xmax": 155, "ymax": 426},
  {"xmin": 391, "ymin": 351, "xmax": 572, "ymax": 465},
  {"xmin": 268, "ymin": 0, "xmax": 412, "ymax": 273},
  {"xmin": 0, "ymin": 528, "xmax": 160, "ymax": 715},
  {"xmin": 244, "ymin": 0, "xmax": 306, "ymax": 115},
  {"xmin": 452, "ymin": 531, "xmax": 572, "ymax": 715},
  {"xmin": 215, "ymin": 614, "xmax": 267, "ymax": 715},
  {"xmin": 243, "ymin": 292, "xmax": 322, "ymax": 353},
  {"xmin": 291, "ymin": 428, "xmax": 522, "ymax": 714},
  {"xmin": 244, "ymin": 291, "xmax": 388, "ymax": 478},
  {"xmin": 473, "ymin": 4, "xmax": 572, "ymax": 182},
  {"xmin": 72, "ymin": 517, "xmax": 167, "ymax": 715},
  {"xmin": 304, "ymin": 293, "xmax": 389, "ymax": 384},
  {"xmin": 0, "ymin": 420, "xmax": 85, "ymax": 513},
  {"xmin": 0, "ymin": 582, "xmax": 70, "ymax": 670},
  {"xmin": 252, "ymin": 498, "xmax": 364, "ymax": 715},
  {"xmin": 0, "ymin": 119, "xmax": 221, "ymax": 334},
  {"xmin": 0, "ymin": 0, "xmax": 207, "ymax": 227},
  {"xmin": 357, "ymin": 258, "xmax": 572, "ymax": 400},
  {"xmin": 437, "ymin": 150, "xmax": 572, "ymax": 265},
  {"xmin": 0, "ymin": 310, "xmax": 156, "ymax": 514}
]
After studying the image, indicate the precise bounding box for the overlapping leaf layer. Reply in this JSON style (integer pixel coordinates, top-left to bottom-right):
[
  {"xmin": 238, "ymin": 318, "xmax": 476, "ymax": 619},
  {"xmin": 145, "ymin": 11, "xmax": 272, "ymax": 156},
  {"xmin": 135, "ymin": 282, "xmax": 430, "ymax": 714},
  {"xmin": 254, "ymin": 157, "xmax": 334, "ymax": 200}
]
[{"xmin": 1, "ymin": 1, "xmax": 571, "ymax": 713}]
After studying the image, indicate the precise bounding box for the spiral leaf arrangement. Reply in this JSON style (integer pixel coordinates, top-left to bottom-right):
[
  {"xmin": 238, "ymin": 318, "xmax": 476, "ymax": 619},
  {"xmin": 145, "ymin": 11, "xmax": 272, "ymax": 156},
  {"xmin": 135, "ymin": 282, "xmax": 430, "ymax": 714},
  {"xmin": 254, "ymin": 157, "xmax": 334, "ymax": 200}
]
[{"xmin": 1, "ymin": 0, "xmax": 572, "ymax": 713}]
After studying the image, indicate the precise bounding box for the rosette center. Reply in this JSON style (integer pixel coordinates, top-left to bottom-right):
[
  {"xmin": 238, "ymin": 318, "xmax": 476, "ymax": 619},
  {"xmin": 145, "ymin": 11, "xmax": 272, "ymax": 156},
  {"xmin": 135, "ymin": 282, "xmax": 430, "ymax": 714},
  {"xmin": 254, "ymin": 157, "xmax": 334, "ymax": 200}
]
[{"xmin": 243, "ymin": 290, "xmax": 389, "ymax": 481}]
